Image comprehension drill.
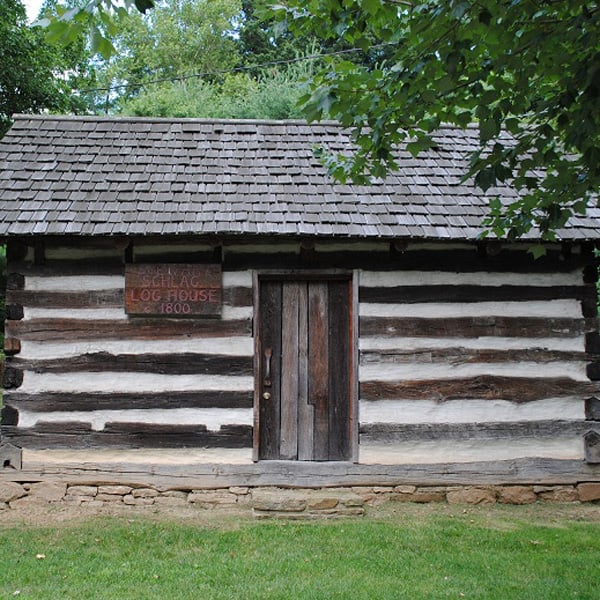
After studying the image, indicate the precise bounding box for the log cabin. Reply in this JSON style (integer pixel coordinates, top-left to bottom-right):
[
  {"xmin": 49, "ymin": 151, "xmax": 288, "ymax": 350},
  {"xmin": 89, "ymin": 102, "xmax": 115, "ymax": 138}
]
[{"xmin": 0, "ymin": 114, "xmax": 599, "ymax": 494}]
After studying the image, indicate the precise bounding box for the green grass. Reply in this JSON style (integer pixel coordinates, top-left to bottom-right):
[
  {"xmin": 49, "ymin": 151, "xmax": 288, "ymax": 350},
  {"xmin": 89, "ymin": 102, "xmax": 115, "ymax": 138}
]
[{"xmin": 0, "ymin": 505, "xmax": 599, "ymax": 599}]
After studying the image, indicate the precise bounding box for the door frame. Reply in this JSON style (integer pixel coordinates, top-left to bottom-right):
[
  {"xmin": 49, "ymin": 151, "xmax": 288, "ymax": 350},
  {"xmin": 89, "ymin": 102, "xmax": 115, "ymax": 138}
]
[{"xmin": 252, "ymin": 270, "xmax": 359, "ymax": 462}]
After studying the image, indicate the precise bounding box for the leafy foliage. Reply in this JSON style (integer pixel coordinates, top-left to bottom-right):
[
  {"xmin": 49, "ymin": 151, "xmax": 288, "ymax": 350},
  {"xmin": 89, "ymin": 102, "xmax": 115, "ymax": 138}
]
[
  {"xmin": 270, "ymin": 0, "xmax": 600, "ymax": 239},
  {"xmin": 33, "ymin": 1, "xmax": 599, "ymax": 239},
  {"xmin": 120, "ymin": 67, "xmax": 308, "ymax": 120},
  {"xmin": 0, "ymin": 0, "xmax": 82, "ymax": 135},
  {"xmin": 39, "ymin": 0, "xmax": 314, "ymax": 119}
]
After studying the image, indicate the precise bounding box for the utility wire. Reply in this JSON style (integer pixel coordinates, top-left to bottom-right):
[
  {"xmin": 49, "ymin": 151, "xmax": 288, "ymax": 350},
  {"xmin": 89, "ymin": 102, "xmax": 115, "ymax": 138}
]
[{"xmin": 79, "ymin": 42, "xmax": 394, "ymax": 94}]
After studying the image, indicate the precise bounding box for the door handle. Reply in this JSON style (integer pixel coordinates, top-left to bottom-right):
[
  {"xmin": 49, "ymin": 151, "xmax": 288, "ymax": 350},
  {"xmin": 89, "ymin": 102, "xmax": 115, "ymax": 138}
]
[{"xmin": 264, "ymin": 347, "xmax": 272, "ymax": 387}]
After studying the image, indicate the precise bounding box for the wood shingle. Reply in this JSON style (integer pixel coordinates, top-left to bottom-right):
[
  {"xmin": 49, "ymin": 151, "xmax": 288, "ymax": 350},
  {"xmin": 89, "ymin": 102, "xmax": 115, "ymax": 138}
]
[{"xmin": 0, "ymin": 114, "xmax": 598, "ymax": 240}]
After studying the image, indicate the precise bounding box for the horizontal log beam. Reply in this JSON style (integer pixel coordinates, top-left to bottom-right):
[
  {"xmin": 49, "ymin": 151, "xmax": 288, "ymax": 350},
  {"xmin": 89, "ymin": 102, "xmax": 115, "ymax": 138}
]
[
  {"xmin": 7, "ymin": 289, "xmax": 124, "ymax": 309},
  {"xmin": 359, "ymin": 420, "xmax": 588, "ymax": 443},
  {"xmin": 359, "ymin": 316, "xmax": 594, "ymax": 338},
  {"xmin": 0, "ymin": 422, "xmax": 253, "ymax": 449},
  {"xmin": 4, "ymin": 390, "xmax": 254, "ymax": 411},
  {"xmin": 10, "ymin": 352, "xmax": 253, "ymax": 376},
  {"xmin": 6, "ymin": 318, "xmax": 252, "ymax": 341},
  {"xmin": 360, "ymin": 347, "xmax": 589, "ymax": 365},
  {"xmin": 6, "ymin": 287, "xmax": 252, "ymax": 309},
  {"xmin": 224, "ymin": 248, "xmax": 586, "ymax": 273},
  {"xmin": 3, "ymin": 458, "xmax": 600, "ymax": 488},
  {"xmin": 8, "ymin": 263, "xmax": 123, "ymax": 277},
  {"xmin": 359, "ymin": 285, "xmax": 594, "ymax": 304},
  {"xmin": 360, "ymin": 376, "xmax": 598, "ymax": 402}
]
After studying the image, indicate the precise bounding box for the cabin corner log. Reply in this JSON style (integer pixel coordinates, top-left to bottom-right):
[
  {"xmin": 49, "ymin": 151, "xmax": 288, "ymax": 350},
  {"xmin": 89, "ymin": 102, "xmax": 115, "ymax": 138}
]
[
  {"xmin": 586, "ymin": 363, "xmax": 600, "ymax": 381},
  {"xmin": 586, "ymin": 332, "xmax": 600, "ymax": 354},
  {"xmin": 6, "ymin": 273, "xmax": 25, "ymax": 290},
  {"xmin": 3, "ymin": 338, "xmax": 22, "ymax": 356},
  {"xmin": 2, "ymin": 367, "xmax": 23, "ymax": 390},
  {"xmin": 5, "ymin": 304, "xmax": 24, "ymax": 321},
  {"xmin": 585, "ymin": 397, "xmax": 600, "ymax": 421},
  {"xmin": 0, "ymin": 405, "xmax": 19, "ymax": 426},
  {"xmin": 584, "ymin": 430, "xmax": 600, "ymax": 464}
]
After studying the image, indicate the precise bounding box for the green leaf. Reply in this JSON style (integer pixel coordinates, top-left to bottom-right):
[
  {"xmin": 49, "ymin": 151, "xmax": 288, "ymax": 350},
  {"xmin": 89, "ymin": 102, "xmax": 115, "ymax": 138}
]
[
  {"xmin": 451, "ymin": 1, "xmax": 470, "ymax": 20},
  {"xmin": 134, "ymin": 0, "xmax": 155, "ymax": 13}
]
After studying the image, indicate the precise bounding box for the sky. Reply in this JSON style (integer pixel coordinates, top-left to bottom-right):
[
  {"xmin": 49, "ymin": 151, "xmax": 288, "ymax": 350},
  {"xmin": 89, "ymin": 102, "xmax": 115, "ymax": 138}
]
[{"xmin": 24, "ymin": 0, "xmax": 44, "ymax": 22}]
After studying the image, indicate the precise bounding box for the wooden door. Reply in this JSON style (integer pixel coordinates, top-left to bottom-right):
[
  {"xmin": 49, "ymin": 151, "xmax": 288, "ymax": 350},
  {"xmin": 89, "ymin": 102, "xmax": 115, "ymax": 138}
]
[{"xmin": 256, "ymin": 277, "xmax": 354, "ymax": 461}]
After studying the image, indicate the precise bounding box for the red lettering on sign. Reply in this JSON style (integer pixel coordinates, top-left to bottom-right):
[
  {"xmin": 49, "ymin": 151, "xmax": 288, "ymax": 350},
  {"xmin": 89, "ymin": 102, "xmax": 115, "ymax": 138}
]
[{"xmin": 125, "ymin": 264, "xmax": 222, "ymax": 317}]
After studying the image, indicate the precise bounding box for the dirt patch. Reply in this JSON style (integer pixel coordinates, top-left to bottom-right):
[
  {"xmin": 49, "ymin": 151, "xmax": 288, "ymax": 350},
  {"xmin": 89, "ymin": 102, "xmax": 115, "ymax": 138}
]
[{"xmin": 1, "ymin": 498, "xmax": 599, "ymax": 529}]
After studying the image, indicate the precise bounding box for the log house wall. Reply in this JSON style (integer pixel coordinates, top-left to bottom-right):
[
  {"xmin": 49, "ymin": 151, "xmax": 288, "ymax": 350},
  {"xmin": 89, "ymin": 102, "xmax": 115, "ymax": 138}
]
[{"xmin": 2, "ymin": 237, "xmax": 598, "ymax": 466}]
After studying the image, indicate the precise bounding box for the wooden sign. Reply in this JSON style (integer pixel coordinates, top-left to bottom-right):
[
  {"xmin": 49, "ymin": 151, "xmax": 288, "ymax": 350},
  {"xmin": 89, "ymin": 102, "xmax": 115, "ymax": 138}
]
[{"xmin": 125, "ymin": 264, "xmax": 221, "ymax": 317}]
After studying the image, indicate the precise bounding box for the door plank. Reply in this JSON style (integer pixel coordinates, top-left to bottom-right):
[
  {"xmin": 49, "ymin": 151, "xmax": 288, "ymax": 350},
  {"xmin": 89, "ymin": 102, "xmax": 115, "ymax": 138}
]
[
  {"xmin": 280, "ymin": 283, "xmax": 300, "ymax": 459},
  {"xmin": 328, "ymin": 279, "xmax": 351, "ymax": 460},
  {"xmin": 309, "ymin": 282, "xmax": 330, "ymax": 461},
  {"xmin": 258, "ymin": 280, "xmax": 282, "ymax": 460},
  {"xmin": 297, "ymin": 283, "xmax": 314, "ymax": 460}
]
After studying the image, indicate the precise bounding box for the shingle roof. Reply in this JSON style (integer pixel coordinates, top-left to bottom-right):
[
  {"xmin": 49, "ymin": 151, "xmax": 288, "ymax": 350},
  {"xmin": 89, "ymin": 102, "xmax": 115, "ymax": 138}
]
[{"xmin": 0, "ymin": 114, "xmax": 598, "ymax": 240}]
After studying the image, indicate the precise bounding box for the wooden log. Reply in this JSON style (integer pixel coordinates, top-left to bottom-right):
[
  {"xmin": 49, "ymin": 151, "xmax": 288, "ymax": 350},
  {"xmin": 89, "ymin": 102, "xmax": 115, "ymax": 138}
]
[
  {"xmin": 7, "ymin": 287, "xmax": 251, "ymax": 310},
  {"xmin": 584, "ymin": 429, "xmax": 600, "ymax": 463},
  {"xmin": 583, "ymin": 264, "xmax": 598, "ymax": 284},
  {"xmin": 587, "ymin": 363, "xmax": 600, "ymax": 381},
  {"xmin": 3, "ymin": 338, "xmax": 22, "ymax": 356},
  {"xmin": 359, "ymin": 420, "xmax": 588, "ymax": 443},
  {"xmin": 0, "ymin": 442, "xmax": 22, "ymax": 470},
  {"xmin": 359, "ymin": 284, "xmax": 594, "ymax": 304},
  {"xmin": 2, "ymin": 367, "xmax": 23, "ymax": 390},
  {"xmin": 225, "ymin": 248, "xmax": 587, "ymax": 273},
  {"xmin": 103, "ymin": 422, "xmax": 252, "ymax": 448},
  {"xmin": 223, "ymin": 286, "xmax": 253, "ymax": 307},
  {"xmin": 359, "ymin": 316, "xmax": 594, "ymax": 338},
  {"xmin": 582, "ymin": 297, "xmax": 598, "ymax": 318},
  {"xmin": 5, "ymin": 304, "xmax": 24, "ymax": 320},
  {"xmin": 3, "ymin": 457, "xmax": 600, "ymax": 488},
  {"xmin": 4, "ymin": 390, "xmax": 253, "ymax": 412},
  {"xmin": 360, "ymin": 376, "xmax": 597, "ymax": 403},
  {"xmin": 586, "ymin": 332, "xmax": 600, "ymax": 354},
  {"xmin": 7, "ymin": 289, "xmax": 124, "ymax": 309},
  {"xmin": 360, "ymin": 347, "xmax": 589, "ymax": 365},
  {"xmin": 0, "ymin": 423, "xmax": 253, "ymax": 449},
  {"xmin": 0, "ymin": 405, "xmax": 19, "ymax": 426},
  {"xmin": 6, "ymin": 273, "xmax": 25, "ymax": 290},
  {"xmin": 11, "ymin": 352, "xmax": 253, "ymax": 376},
  {"xmin": 7, "ymin": 263, "xmax": 123, "ymax": 277},
  {"xmin": 585, "ymin": 397, "xmax": 600, "ymax": 421},
  {"xmin": 6, "ymin": 318, "xmax": 252, "ymax": 341}
]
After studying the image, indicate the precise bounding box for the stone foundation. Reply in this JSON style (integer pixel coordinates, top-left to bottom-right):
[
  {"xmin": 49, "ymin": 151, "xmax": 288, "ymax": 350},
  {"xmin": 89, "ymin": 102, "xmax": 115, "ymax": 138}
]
[{"xmin": 1, "ymin": 481, "xmax": 600, "ymax": 517}]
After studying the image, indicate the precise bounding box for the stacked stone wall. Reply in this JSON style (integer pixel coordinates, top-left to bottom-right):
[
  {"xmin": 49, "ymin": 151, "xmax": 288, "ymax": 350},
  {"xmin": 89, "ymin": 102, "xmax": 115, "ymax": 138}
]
[{"xmin": 1, "ymin": 481, "xmax": 600, "ymax": 518}]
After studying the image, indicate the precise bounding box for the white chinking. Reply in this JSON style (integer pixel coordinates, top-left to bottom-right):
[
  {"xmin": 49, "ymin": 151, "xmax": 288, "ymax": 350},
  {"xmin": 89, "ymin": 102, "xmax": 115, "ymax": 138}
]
[{"xmin": 358, "ymin": 397, "xmax": 584, "ymax": 424}]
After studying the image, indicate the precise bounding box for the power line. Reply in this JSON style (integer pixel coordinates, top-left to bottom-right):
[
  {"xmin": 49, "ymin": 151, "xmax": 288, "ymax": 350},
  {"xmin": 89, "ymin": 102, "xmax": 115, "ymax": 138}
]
[{"xmin": 79, "ymin": 42, "xmax": 394, "ymax": 94}]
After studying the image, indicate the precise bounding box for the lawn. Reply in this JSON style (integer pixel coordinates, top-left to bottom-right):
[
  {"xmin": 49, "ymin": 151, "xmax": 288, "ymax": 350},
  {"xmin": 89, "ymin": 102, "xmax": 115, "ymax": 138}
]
[{"xmin": 0, "ymin": 504, "xmax": 598, "ymax": 599}]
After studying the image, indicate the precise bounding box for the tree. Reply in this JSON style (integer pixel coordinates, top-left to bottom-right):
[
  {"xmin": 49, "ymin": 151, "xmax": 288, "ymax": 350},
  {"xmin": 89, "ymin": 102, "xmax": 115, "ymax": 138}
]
[
  {"xmin": 0, "ymin": 0, "xmax": 77, "ymax": 134},
  {"xmin": 98, "ymin": 0, "xmax": 242, "ymax": 110},
  {"xmin": 36, "ymin": 0, "xmax": 600, "ymax": 239},
  {"xmin": 271, "ymin": 0, "xmax": 600, "ymax": 240}
]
